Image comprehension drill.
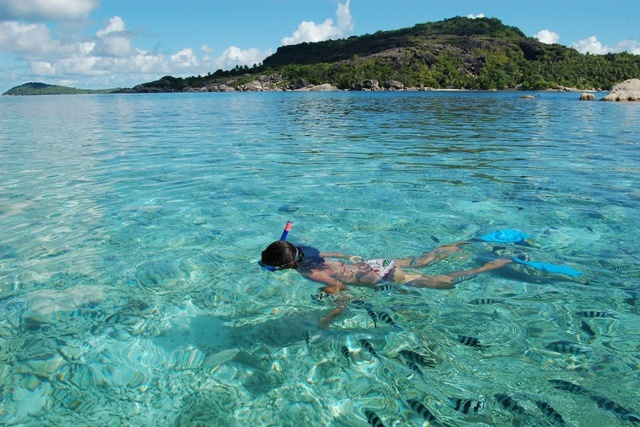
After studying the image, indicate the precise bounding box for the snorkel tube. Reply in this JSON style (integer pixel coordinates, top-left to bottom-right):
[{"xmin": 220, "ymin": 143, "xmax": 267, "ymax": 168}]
[
  {"xmin": 280, "ymin": 221, "xmax": 293, "ymax": 241},
  {"xmin": 259, "ymin": 221, "xmax": 293, "ymax": 271}
]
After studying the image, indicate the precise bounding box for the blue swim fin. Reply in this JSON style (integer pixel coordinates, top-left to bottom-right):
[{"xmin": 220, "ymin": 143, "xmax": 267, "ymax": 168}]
[
  {"xmin": 513, "ymin": 257, "xmax": 583, "ymax": 277},
  {"xmin": 475, "ymin": 229, "xmax": 535, "ymax": 247}
]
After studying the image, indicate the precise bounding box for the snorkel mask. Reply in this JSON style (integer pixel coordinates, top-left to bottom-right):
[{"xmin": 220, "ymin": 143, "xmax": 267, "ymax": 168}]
[{"xmin": 259, "ymin": 221, "xmax": 294, "ymax": 271}]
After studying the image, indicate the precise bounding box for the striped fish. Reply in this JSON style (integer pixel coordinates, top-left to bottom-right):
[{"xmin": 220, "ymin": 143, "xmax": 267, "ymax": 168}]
[
  {"xmin": 575, "ymin": 310, "xmax": 616, "ymax": 318},
  {"xmin": 535, "ymin": 400, "xmax": 566, "ymax": 426},
  {"xmin": 610, "ymin": 265, "xmax": 629, "ymax": 271},
  {"xmin": 468, "ymin": 298, "xmax": 502, "ymax": 305},
  {"xmin": 366, "ymin": 307, "xmax": 378, "ymax": 328},
  {"xmin": 590, "ymin": 394, "xmax": 640, "ymax": 423},
  {"xmin": 374, "ymin": 284, "xmax": 396, "ymax": 292},
  {"xmin": 360, "ymin": 339, "xmax": 383, "ymax": 362},
  {"xmin": 378, "ymin": 311, "xmax": 400, "ymax": 328},
  {"xmin": 449, "ymin": 397, "xmax": 484, "ymax": 415},
  {"xmin": 364, "ymin": 409, "xmax": 385, "ymax": 427},
  {"xmin": 304, "ymin": 331, "xmax": 311, "ymax": 350},
  {"xmin": 549, "ymin": 379, "xmax": 590, "ymax": 395},
  {"xmin": 545, "ymin": 340, "xmax": 590, "ymax": 354},
  {"xmin": 398, "ymin": 349, "xmax": 435, "ymax": 368},
  {"xmin": 458, "ymin": 335, "xmax": 484, "ymax": 350},
  {"xmin": 431, "ymin": 235, "xmax": 440, "ymax": 243},
  {"xmin": 340, "ymin": 345, "xmax": 351, "ymax": 366},
  {"xmin": 451, "ymin": 274, "xmax": 476, "ymax": 284},
  {"xmin": 580, "ymin": 320, "xmax": 596, "ymax": 337},
  {"xmin": 495, "ymin": 393, "xmax": 527, "ymax": 415},
  {"xmin": 407, "ymin": 399, "xmax": 443, "ymax": 425}
]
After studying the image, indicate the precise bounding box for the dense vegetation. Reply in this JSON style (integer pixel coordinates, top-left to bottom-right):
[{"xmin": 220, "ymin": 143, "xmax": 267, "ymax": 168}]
[
  {"xmin": 3, "ymin": 82, "xmax": 119, "ymax": 96},
  {"xmin": 247, "ymin": 17, "xmax": 640, "ymax": 91}
]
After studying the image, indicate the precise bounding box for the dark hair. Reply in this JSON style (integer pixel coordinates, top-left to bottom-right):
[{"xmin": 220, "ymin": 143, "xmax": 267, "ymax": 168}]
[{"xmin": 261, "ymin": 241, "xmax": 298, "ymax": 268}]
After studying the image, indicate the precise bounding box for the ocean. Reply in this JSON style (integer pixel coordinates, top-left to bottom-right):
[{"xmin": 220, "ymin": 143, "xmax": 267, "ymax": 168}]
[{"xmin": 0, "ymin": 91, "xmax": 639, "ymax": 426}]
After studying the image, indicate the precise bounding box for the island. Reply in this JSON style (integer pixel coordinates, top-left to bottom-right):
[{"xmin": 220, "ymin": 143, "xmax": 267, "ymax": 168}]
[{"xmin": 3, "ymin": 82, "xmax": 120, "ymax": 96}]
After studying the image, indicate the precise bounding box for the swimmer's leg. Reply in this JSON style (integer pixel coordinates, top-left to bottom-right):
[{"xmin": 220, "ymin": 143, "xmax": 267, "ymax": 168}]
[
  {"xmin": 397, "ymin": 258, "xmax": 513, "ymax": 289},
  {"xmin": 394, "ymin": 241, "xmax": 472, "ymax": 269}
]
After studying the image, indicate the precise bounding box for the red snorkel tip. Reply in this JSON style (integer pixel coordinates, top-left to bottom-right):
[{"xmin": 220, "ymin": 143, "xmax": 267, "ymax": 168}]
[{"xmin": 280, "ymin": 221, "xmax": 292, "ymax": 241}]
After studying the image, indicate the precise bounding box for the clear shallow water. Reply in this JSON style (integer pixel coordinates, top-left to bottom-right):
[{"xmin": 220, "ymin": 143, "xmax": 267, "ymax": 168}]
[{"xmin": 0, "ymin": 92, "xmax": 639, "ymax": 426}]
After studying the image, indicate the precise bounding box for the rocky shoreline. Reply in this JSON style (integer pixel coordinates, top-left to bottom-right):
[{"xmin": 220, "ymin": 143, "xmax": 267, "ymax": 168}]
[{"xmin": 120, "ymin": 73, "xmax": 604, "ymax": 94}]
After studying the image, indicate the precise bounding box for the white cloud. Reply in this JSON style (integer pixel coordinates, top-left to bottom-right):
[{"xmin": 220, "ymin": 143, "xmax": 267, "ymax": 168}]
[
  {"xmin": 212, "ymin": 46, "xmax": 272, "ymax": 69},
  {"xmin": 171, "ymin": 48, "xmax": 199, "ymax": 68},
  {"xmin": 0, "ymin": 0, "xmax": 98, "ymax": 21},
  {"xmin": 336, "ymin": 0, "xmax": 354, "ymax": 34},
  {"xmin": 93, "ymin": 35, "xmax": 133, "ymax": 57},
  {"xmin": 282, "ymin": 0, "xmax": 353, "ymax": 45},
  {"xmin": 467, "ymin": 14, "xmax": 485, "ymax": 19},
  {"xmin": 30, "ymin": 61, "xmax": 55, "ymax": 75},
  {"xmin": 0, "ymin": 21, "xmax": 71, "ymax": 58},
  {"xmin": 96, "ymin": 16, "xmax": 125, "ymax": 37},
  {"xmin": 617, "ymin": 40, "xmax": 640, "ymax": 54},
  {"xmin": 573, "ymin": 36, "xmax": 640, "ymax": 55},
  {"xmin": 574, "ymin": 36, "xmax": 606, "ymax": 54},
  {"xmin": 92, "ymin": 17, "xmax": 133, "ymax": 58},
  {"xmin": 535, "ymin": 29, "xmax": 560, "ymax": 44}
]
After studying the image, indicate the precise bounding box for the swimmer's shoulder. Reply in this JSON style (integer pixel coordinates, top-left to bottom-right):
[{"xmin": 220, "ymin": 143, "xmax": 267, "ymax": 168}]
[{"xmin": 298, "ymin": 245, "xmax": 324, "ymax": 263}]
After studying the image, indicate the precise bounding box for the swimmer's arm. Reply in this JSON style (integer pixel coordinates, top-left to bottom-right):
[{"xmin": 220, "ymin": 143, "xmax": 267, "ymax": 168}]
[
  {"xmin": 319, "ymin": 306, "xmax": 346, "ymax": 329},
  {"xmin": 307, "ymin": 270, "xmax": 347, "ymax": 294},
  {"xmin": 312, "ymin": 275, "xmax": 349, "ymax": 328},
  {"xmin": 306, "ymin": 271, "xmax": 349, "ymax": 328},
  {"xmin": 319, "ymin": 252, "xmax": 364, "ymax": 263}
]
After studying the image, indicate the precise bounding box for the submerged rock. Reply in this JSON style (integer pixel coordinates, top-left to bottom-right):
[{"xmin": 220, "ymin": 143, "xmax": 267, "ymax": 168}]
[{"xmin": 602, "ymin": 79, "xmax": 640, "ymax": 101}]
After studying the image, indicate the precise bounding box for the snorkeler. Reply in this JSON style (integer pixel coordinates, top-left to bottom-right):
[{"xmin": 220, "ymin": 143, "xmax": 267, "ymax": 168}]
[
  {"xmin": 260, "ymin": 239, "xmax": 513, "ymax": 294},
  {"xmin": 260, "ymin": 238, "xmax": 512, "ymax": 327},
  {"xmin": 259, "ymin": 224, "xmax": 581, "ymax": 327}
]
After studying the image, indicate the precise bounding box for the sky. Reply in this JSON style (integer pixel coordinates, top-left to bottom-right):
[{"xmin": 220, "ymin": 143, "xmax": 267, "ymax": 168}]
[{"xmin": 1, "ymin": 0, "xmax": 639, "ymax": 92}]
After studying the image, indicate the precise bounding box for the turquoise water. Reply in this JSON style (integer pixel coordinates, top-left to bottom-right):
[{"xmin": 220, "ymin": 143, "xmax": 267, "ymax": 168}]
[{"xmin": 0, "ymin": 92, "xmax": 638, "ymax": 426}]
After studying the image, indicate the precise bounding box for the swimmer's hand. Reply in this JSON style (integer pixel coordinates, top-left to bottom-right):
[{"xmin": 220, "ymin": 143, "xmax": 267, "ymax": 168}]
[
  {"xmin": 347, "ymin": 255, "xmax": 364, "ymax": 263},
  {"xmin": 319, "ymin": 306, "xmax": 346, "ymax": 329}
]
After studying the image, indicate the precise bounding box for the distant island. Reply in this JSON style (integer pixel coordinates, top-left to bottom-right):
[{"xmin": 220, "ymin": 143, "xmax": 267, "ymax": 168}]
[
  {"xmin": 5, "ymin": 17, "xmax": 640, "ymax": 95},
  {"xmin": 3, "ymin": 82, "xmax": 120, "ymax": 96}
]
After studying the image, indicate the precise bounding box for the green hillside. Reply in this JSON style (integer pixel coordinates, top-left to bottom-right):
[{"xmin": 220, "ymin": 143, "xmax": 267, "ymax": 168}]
[
  {"xmin": 262, "ymin": 16, "xmax": 528, "ymax": 67},
  {"xmin": 129, "ymin": 17, "xmax": 640, "ymax": 93},
  {"xmin": 3, "ymin": 82, "xmax": 120, "ymax": 96}
]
